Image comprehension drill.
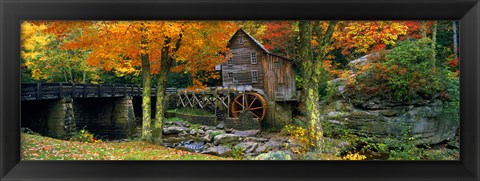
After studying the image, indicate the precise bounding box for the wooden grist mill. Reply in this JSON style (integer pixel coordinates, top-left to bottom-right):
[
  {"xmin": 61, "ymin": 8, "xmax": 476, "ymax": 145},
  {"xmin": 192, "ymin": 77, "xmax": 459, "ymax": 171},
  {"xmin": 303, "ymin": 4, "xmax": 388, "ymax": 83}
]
[{"xmin": 175, "ymin": 28, "xmax": 301, "ymax": 130}]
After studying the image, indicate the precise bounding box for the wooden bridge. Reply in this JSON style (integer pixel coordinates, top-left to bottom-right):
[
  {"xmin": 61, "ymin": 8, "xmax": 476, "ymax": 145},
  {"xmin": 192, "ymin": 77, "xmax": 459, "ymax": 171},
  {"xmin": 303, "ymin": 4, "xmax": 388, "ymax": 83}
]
[{"xmin": 21, "ymin": 83, "xmax": 178, "ymax": 101}]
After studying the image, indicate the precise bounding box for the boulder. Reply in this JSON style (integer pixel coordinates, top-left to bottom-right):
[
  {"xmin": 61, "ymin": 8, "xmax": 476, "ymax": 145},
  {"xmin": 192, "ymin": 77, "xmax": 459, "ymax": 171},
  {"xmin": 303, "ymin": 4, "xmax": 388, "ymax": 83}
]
[
  {"xmin": 254, "ymin": 144, "xmax": 270, "ymax": 154},
  {"xmin": 163, "ymin": 126, "xmax": 190, "ymax": 135},
  {"xmin": 204, "ymin": 130, "xmax": 226, "ymax": 143},
  {"xmin": 213, "ymin": 133, "xmax": 241, "ymax": 145},
  {"xmin": 244, "ymin": 137, "xmax": 269, "ymax": 143},
  {"xmin": 232, "ymin": 130, "xmax": 260, "ymax": 137},
  {"xmin": 216, "ymin": 121, "xmax": 225, "ymax": 129},
  {"xmin": 264, "ymin": 140, "xmax": 286, "ymax": 151},
  {"xmin": 253, "ymin": 151, "xmax": 291, "ymax": 160},
  {"xmin": 234, "ymin": 142, "xmax": 258, "ymax": 153},
  {"xmin": 201, "ymin": 145, "xmax": 232, "ymax": 157}
]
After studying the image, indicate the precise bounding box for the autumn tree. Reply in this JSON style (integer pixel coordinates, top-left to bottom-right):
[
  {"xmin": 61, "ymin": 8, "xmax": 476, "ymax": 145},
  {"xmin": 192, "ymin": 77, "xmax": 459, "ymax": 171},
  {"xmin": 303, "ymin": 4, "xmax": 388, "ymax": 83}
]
[
  {"xmin": 297, "ymin": 21, "xmax": 409, "ymax": 151},
  {"xmin": 261, "ymin": 21, "xmax": 296, "ymax": 58},
  {"xmin": 298, "ymin": 21, "xmax": 337, "ymax": 151},
  {"xmin": 40, "ymin": 21, "xmax": 235, "ymax": 144},
  {"xmin": 21, "ymin": 22, "xmax": 99, "ymax": 83}
]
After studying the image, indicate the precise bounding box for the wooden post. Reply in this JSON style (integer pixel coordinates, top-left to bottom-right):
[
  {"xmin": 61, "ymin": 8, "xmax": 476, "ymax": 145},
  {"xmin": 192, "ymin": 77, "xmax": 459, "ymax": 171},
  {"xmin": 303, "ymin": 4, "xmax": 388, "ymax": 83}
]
[
  {"xmin": 59, "ymin": 83, "xmax": 64, "ymax": 98},
  {"xmin": 112, "ymin": 84, "xmax": 116, "ymax": 97},
  {"xmin": 131, "ymin": 85, "xmax": 134, "ymax": 96},
  {"xmin": 98, "ymin": 84, "xmax": 102, "ymax": 97},
  {"xmin": 36, "ymin": 83, "xmax": 41, "ymax": 100},
  {"xmin": 72, "ymin": 83, "xmax": 76, "ymax": 97},
  {"xmin": 83, "ymin": 84, "xmax": 87, "ymax": 98},
  {"xmin": 124, "ymin": 84, "xmax": 127, "ymax": 96}
]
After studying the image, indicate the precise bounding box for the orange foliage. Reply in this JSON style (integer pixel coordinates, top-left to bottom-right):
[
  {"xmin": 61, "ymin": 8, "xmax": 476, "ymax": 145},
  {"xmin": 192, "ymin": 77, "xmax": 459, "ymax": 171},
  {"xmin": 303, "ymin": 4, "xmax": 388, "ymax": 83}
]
[
  {"xmin": 40, "ymin": 21, "xmax": 237, "ymax": 87},
  {"xmin": 332, "ymin": 21, "xmax": 408, "ymax": 55}
]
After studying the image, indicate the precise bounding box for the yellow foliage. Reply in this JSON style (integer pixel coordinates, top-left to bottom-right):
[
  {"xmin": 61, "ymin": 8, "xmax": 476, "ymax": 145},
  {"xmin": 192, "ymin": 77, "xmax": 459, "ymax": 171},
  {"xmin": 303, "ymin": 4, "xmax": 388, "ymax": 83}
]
[
  {"xmin": 282, "ymin": 124, "xmax": 321, "ymax": 156},
  {"xmin": 342, "ymin": 153, "xmax": 367, "ymax": 160}
]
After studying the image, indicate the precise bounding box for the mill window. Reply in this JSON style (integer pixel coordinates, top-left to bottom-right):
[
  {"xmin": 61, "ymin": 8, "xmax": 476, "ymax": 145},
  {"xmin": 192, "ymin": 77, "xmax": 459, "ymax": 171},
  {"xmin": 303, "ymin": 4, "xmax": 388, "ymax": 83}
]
[
  {"xmin": 251, "ymin": 52, "xmax": 257, "ymax": 64},
  {"xmin": 274, "ymin": 61, "xmax": 280, "ymax": 69},
  {"xmin": 228, "ymin": 72, "xmax": 233, "ymax": 78},
  {"xmin": 239, "ymin": 36, "xmax": 244, "ymax": 44},
  {"xmin": 228, "ymin": 57, "xmax": 233, "ymax": 67},
  {"xmin": 252, "ymin": 70, "xmax": 258, "ymax": 83}
]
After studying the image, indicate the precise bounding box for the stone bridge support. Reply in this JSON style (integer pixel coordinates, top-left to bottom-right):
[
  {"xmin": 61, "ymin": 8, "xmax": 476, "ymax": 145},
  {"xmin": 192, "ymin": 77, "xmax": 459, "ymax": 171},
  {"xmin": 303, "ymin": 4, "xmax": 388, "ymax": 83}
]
[
  {"xmin": 74, "ymin": 96, "xmax": 135, "ymax": 139},
  {"xmin": 21, "ymin": 96, "xmax": 136, "ymax": 140}
]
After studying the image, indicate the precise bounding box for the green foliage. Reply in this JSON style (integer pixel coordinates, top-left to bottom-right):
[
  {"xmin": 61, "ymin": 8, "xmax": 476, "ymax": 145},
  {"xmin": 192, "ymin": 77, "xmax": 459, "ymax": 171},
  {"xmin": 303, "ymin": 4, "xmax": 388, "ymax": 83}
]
[
  {"xmin": 209, "ymin": 130, "xmax": 225, "ymax": 139},
  {"xmin": 230, "ymin": 145, "xmax": 246, "ymax": 159},
  {"xmin": 317, "ymin": 67, "xmax": 331, "ymax": 99},
  {"xmin": 167, "ymin": 72, "xmax": 192, "ymax": 88},
  {"xmin": 69, "ymin": 129, "xmax": 101, "ymax": 143},
  {"xmin": 21, "ymin": 127, "xmax": 40, "ymax": 136},
  {"xmin": 347, "ymin": 38, "xmax": 454, "ymax": 102},
  {"xmin": 440, "ymin": 73, "xmax": 460, "ymax": 124},
  {"xmin": 165, "ymin": 117, "xmax": 202, "ymax": 130}
]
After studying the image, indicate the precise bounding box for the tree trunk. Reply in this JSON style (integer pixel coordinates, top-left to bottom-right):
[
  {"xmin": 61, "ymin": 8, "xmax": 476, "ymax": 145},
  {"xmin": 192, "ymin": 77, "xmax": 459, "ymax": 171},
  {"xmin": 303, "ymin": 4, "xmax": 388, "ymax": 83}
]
[
  {"xmin": 431, "ymin": 21, "xmax": 437, "ymax": 67},
  {"xmin": 298, "ymin": 21, "xmax": 336, "ymax": 151},
  {"xmin": 141, "ymin": 53, "xmax": 152, "ymax": 138},
  {"xmin": 452, "ymin": 21, "xmax": 458, "ymax": 60},
  {"xmin": 299, "ymin": 21, "xmax": 321, "ymax": 151},
  {"xmin": 421, "ymin": 21, "xmax": 427, "ymax": 39},
  {"xmin": 152, "ymin": 48, "xmax": 171, "ymax": 145}
]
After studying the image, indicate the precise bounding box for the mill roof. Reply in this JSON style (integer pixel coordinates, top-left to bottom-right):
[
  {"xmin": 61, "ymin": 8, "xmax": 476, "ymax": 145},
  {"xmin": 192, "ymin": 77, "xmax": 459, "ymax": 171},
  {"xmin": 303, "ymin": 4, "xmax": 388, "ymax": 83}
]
[{"xmin": 231, "ymin": 28, "xmax": 294, "ymax": 62}]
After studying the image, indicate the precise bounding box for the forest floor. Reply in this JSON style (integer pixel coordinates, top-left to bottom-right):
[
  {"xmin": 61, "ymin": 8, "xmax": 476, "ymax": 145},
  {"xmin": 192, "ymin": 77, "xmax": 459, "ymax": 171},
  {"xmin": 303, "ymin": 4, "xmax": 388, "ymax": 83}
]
[{"xmin": 21, "ymin": 133, "xmax": 232, "ymax": 160}]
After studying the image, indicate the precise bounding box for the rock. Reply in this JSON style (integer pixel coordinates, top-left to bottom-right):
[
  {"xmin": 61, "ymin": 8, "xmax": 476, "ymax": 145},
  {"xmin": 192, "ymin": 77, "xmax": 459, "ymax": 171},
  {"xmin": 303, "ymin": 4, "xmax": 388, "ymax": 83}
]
[
  {"xmin": 320, "ymin": 138, "xmax": 351, "ymax": 154},
  {"xmin": 201, "ymin": 145, "xmax": 232, "ymax": 157},
  {"xmin": 253, "ymin": 151, "xmax": 291, "ymax": 160},
  {"xmin": 204, "ymin": 130, "xmax": 225, "ymax": 143},
  {"xmin": 244, "ymin": 137, "xmax": 269, "ymax": 143},
  {"xmin": 324, "ymin": 99, "xmax": 457, "ymax": 145},
  {"xmin": 200, "ymin": 125, "xmax": 210, "ymax": 131},
  {"xmin": 225, "ymin": 128, "xmax": 234, "ymax": 133},
  {"xmin": 232, "ymin": 130, "xmax": 260, "ymax": 137},
  {"xmin": 213, "ymin": 134, "xmax": 241, "ymax": 145},
  {"xmin": 163, "ymin": 126, "xmax": 190, "ymax": 135},
  {"xmin": 189, "ymin": 129, "xmax": 197, "ymax": 135},
  {"xmin": 234, "ymin": 142, "xmax": 258, "ymax": 153},
  {"xmin": 178, "ymin": 131, "xmax": 189, "ymax": 137},
  {"xmin": 175, "ymin": 122, "xmax": 189, "ymax": 127},
  {"xmin": 216, "ymin": 122, "xmax": 225, "ymax": 129},
  {"xmin": 254, "ymin": 144, "xmax": 269, "ymax": 154},
  {"xmin": 264, "ymin": 140, "xmax": 285, "ymax": 151}
]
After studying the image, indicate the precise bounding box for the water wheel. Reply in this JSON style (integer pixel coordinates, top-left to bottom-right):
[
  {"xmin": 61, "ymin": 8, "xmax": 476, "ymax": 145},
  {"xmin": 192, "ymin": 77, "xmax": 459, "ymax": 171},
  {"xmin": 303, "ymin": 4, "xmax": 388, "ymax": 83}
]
[{"xmin": 230, "ymin": 92, "xmax": 268, "ymax": 121}]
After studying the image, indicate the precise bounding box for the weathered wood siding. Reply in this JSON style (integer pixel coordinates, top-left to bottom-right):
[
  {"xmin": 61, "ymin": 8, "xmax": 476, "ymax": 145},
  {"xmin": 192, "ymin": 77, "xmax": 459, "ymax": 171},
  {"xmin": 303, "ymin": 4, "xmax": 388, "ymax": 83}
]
[
  {"xmin": 262, "ymin": 54, "xmax": 296, "ymax": 101},
  {"xmin": 221, "ymin": 29, "xmax": 297, "ymax": 101},
  {"xmin": 222, "ymin": 31, "xmax": 264, "ymax": 90}
]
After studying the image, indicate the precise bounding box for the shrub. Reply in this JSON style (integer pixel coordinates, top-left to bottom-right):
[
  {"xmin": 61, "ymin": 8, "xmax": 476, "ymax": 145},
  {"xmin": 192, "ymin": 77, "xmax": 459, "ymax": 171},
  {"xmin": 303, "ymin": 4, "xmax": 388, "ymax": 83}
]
[
  {"xmin": 70, "ymin": 129, "xmax": 101, "ymax": 143},
  {"xmin": 345, "ymin": 38, "xmax": 453, "ymax": 102},
  {"xmin": 282, "ymin": 124, "xmax": 309, "ymax": 156},
  {"xmin": 342, "ymin": 153, "xmax": 367, "ymax": 160},
  {"xmin": 21, "ymin": 127, "xmax": 40, "ymax": 135}
]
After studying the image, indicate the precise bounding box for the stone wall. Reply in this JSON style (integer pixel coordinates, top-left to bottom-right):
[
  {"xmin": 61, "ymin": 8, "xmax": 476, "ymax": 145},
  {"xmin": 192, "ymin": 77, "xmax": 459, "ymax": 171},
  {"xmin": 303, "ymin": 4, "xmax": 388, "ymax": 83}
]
[
  {"xmin": 175, "ymin": 113, "xmax": 218, "ymax": 126},
  {"xmin": 262, "ymin": 102, "xmax": 293, "ymax": 131},
  {"xmin": 225, "ymin": 111, "xmax": 261, "ymax": 130}
]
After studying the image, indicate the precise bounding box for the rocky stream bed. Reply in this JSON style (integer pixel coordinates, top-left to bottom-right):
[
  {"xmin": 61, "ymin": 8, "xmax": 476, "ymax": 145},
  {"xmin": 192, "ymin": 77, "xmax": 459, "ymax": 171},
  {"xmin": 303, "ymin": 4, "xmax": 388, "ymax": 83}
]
[{"xmin": 161, "ymin": 120, "xmax": 296, "ymax": 160}]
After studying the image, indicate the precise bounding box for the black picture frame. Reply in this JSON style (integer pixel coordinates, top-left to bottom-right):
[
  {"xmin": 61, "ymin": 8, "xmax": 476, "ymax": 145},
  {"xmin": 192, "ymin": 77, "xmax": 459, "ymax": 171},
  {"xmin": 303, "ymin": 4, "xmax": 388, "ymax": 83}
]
[{"xmin": 1, "ymin": 0, "xmax": 479, "ymax": 180}]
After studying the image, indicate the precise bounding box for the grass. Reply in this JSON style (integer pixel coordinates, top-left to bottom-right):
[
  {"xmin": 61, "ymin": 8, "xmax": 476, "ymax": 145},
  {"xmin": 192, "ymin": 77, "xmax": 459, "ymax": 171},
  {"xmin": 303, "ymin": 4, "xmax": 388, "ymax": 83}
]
[
  {"xmin": 165, "ymin": 117, "xmax": 203, "ymax": 130},
  {"xmin": 167, "ymin": 108, "xmax": 213, "ymax": 116},
  {"xmin": 21, "ymin": 133, "xmax": 232, "ymax": 160}
]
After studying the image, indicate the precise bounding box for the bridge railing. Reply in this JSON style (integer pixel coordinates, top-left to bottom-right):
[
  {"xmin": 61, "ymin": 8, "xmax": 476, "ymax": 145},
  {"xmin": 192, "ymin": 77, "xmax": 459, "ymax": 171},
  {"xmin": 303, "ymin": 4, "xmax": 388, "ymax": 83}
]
[{"xmin": 22, "ymin": 83, "xmax": 165, "ymax": 101}]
